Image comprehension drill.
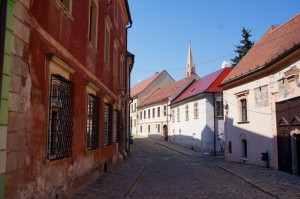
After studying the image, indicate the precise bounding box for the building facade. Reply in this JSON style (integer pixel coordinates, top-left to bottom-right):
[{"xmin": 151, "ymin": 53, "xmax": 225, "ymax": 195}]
[
  {"xmin": 170, "ymin": 68, "xmax": 232, "ymax": 155},
  {"xmin": 222, "ymin": 12, "xmax": 300, "ymax": 173},
  {"xmin": 130, "ymin": 70, "xmax": 174, "ymax": 136},
  {"xmin": 0, "ymin": 0, "xmax": 16, "ymax": 198},
  {"xmin": 138, "ymin": 75, "xmax": 198, "ymax": 139},
  {"xmin": 1, "ymin": 0, "xmax": 133, "ymax": 198}
]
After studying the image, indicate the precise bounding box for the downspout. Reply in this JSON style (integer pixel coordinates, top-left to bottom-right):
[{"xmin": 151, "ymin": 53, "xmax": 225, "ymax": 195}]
[
  {"xmin": 125, "ymin": 5, "xmax": 132, "ymax": 153},
  {"xmin": 0, "ymin": 0, "xmax": 8, "ymax": 108},
  {"xmin": 213, "ymin": 92, "xmax": 216, "ymax": 156}
]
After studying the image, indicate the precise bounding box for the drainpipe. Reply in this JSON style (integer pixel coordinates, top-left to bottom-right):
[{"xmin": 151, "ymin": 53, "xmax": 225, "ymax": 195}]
[
  {"xmin": 0, "ymin": 0, "xmax": 8, "ymax": 108},
  {"xmin": 213, "ymin": 92, "xmax": 216, "ymax": 156},
  {"xmin": 125, "ymin": 1, "xmax": 132, "ymax": 153}
]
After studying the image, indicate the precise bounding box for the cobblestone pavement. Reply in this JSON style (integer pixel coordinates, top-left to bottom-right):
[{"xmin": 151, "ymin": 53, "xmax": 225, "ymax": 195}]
[{"xmin": 72, "ymin": 136, "xmax": 300, "ymax": 199}]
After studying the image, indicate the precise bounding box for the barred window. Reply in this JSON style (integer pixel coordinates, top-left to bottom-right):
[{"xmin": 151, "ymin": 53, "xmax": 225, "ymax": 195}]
[
  {"xmin": 104, "ymin": 104, "xmax": 113, "ymax": 146},
  {"xmin": 113, "ymin": 110, "xmax": 120, "ymax": 143},
  {"xmin": 86, "ymin": 94, "xmax": 100, "ymax": 150},
  {"xmin": 48, "ymin": 74, "xmax": 74, "ymax": 160}
]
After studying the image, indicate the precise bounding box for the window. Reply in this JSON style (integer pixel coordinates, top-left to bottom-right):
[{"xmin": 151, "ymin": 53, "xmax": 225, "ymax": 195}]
[
  {"xmin": 194, "ymin": 102, "xmax": 198, "ymax": 119},
  {"xmin": 113, "ymin": 40, "xmax": 119, "ymax": 79},
  {"xmin": 131, "ymin": 104, "xmax": 133, "ymax": 113},
  {"xmin": 134, "ymin": 103, "xmax": 136, "ymax": 112},
  {"xmin": 172, "ymin": 109, "xmax": 175, "ymax": 122},
  {"xmin": 148, "ymin": 109, "xmax": 150, "ymax": 119},
  {"xmin": 140, "ymin": 126, "xmax": 142, "ymax": 133},
  {"xmin": 144, "ymin": 110, "xmax": 146, "ymax": 119},
  {"xmin": 228, "ymin": 141, "xmax": 232, "ymax": 154},
  {"xmin": 88, "ymin": 0, "xmax": 98, "ymax": 48},
  {"xmin": 114, "ymin": 0, "xmax": 118, "ymax": 25},
  {"xmin": 163, "ymin": 106, "xmax": 166, "ymax": 116},
  {"xmin": 177, "ymin": 107, "xmax": 180, "ymax": 122},
  {"xmin": 86, "ymin": 94, "xmax": 100, "ymax": 150},
  {"xmin": 255, "ymin": 85, "xmax": 269, "ymax": 107},
  {"xmin": 112, "ymin": 110, "xmax": 120, "ymax": 143},
  {"xmin": 140, "ymin": 111, "xmax": 142, "ymax": 120},
  {"xmin": 236, "ymin": 90, "xmax": 249, "ymax": 123},
  {"xmin": 185, "ymin": 105, "xmax": 189, "ymax": 121},
  {"xmin": 241, "ymin": 139, "xmax": 247, "ymax": 158},
  {"xmin": 215, "ymin": 96, "xmax": 224, "ymax": 117},
  {"xmin": 119, "ymin": 55, "xmax": 125, "ymax": 87},
  {"xmin": 134, "ymin": 119, "xmax": 136, "ymax": 127},
  {"xmin": 59, "ymin": 0, "xmax": 71, "ymax": 11},
  {"xmin": 157, "ymin": 107, "xmax": 160, "ymax": 117},
  {"xmin": 157, "ymin": 124, "xmax": 160, "ymax": 133},
  {"xmin": 241, "ymin": 99, "xmax": 247, "ymax": 122},
  {"xmin": 148, "ymin": 125, "xmax": 150, "ymax": 133},
  {"xmin": 48, "ymin": 74, "xmax": 74, "ymax": 160},
  {"xmin": 152, "ymin": 108, "xmax": 155, "ymax": 118},
  {"xmin": 105, "ymin": 17, "xmax": 112, "ymax": 70},
  {"xmin": 104, "ymin": 104, "xmax": 113, "ymax": 146}
]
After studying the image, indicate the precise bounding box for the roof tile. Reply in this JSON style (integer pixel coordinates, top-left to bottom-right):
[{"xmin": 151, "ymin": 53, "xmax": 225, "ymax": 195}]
[{"xmin": 223, "ymin": 12, "xmax": 300, "ymax": 84}]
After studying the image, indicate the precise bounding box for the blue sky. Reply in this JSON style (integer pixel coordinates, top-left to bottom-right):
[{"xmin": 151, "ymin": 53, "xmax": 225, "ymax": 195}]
[{"xmin": 127, "ymin": 0, "xmax": 300, "ymax": 86}]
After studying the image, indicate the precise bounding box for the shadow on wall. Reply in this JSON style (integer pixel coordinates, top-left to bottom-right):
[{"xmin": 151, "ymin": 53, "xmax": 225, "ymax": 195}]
[
  {"xmin": 223, "ymin": 116, "xmax": 274, "ymax": 169},
  {"xmin": 148, "ymin": 125, "xmax": 225, "ymax": 156}
]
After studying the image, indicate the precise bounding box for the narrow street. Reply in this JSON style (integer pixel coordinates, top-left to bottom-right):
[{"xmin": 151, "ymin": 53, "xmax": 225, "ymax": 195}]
[{"xmin": 72, "ymin": 137, "xmax": 300, "ymax": 199}]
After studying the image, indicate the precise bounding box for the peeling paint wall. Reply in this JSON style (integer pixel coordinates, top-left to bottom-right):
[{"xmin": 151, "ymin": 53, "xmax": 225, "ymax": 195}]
[{"xmin": 5, "ymin": 0, "xmax": 131, "ymax": 198}]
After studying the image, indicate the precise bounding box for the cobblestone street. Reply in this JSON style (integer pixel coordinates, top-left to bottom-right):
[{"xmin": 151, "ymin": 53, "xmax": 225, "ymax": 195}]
[{"xmin": 73, "ymin": 137, "xmax": 300, "ymax": 199}]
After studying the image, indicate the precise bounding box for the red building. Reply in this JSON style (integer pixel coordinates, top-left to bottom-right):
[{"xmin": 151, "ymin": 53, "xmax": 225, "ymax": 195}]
[{"xmin": 2, "ymin": 0, "xmax": 133, "ymax": 198}]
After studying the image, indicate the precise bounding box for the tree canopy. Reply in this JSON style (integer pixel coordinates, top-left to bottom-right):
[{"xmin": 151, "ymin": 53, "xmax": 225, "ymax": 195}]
[{"xmin": 231, "ymin": 27, "xmax": 254, "ymax": 67}]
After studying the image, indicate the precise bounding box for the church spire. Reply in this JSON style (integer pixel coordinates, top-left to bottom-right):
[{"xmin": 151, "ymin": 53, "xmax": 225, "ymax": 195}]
[{"xmin": 185, "ymin": 41, "xmax": 196, "ymax": 77}]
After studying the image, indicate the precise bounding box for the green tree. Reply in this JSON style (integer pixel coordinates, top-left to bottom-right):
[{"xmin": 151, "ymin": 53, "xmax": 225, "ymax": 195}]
[{"xmin": 231, "ymin": 27, "xmax": 254, "ymax": 66}]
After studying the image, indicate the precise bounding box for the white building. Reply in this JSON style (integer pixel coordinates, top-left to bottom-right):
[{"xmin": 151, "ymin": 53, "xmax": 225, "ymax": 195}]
[
  {"xmin": 221, "ymin": 12, "xmax": 300, "ymax": 174},
  {"xmin": 138, "ymin": 75, "xmax": 197, "ymax": 139},
  {"xmin": 170, "ymin": 68, "xmax": 232, "ymax": 155},
  {"xmin": 130, "ymin": 71, "xmax": 174, "ymax": 136}
]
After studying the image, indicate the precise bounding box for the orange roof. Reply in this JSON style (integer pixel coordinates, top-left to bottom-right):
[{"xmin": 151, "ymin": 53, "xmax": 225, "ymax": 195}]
[
  {"xmin": 222, "ymin": 12, "xmax": 300, "ymax": 85},
  {"xmin": 139, "ymin": 76, "xmax": 195, "ymax": 107},
  {"xmin": 130, "ymin": 71, "xmax": 163, "ymax": 97}
]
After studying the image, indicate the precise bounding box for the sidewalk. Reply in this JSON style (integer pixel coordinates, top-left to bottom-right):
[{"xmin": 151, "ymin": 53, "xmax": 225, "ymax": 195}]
[{"xmin": 150, "ymin": 137, "xmax": 300, "ymax": 199}]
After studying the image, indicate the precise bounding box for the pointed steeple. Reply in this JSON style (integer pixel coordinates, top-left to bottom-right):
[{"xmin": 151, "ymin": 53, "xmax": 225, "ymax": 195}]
[{"xmin": 185, "ymin": 41, "xmax": 196, "ymax": 77}]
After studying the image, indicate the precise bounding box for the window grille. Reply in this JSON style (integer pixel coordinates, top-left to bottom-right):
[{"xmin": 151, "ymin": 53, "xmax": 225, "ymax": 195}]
[
  {"xmin": 104, "ymin": 104, "xmax": 113, "ymax": 146},
  {"xmin": 48, "ymin": 74, "xmax": 74, "ymax": 160},
  {"xmin": 86, "ymin": 94, "xmax": 100, "ymax": 150},
  {"xmin": 113, "ymin": 110, "xmax": 120, "ymax": 143}
]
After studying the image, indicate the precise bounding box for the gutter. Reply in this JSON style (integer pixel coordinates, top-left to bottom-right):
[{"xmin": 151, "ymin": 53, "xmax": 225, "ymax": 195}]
[
  {"xmin": 0, "ymin": 0, "xmax": 8, "ymax": 107},
  {"xmin": 221, "ymin": 43, "xmax": 300, "ymax": 87}
]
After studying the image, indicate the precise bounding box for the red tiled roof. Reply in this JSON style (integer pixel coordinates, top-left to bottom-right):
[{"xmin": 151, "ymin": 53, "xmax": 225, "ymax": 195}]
[
  {"xmin": 222, "ymin": 12, "xmax": 300, "ymax": 84},
  {"xmin": 130, "ymin": 71, "xmax": 163, "ymax": 97},
  {"xmin": 139, "ymin": 76, "xmax": 195, "ymax": 107},
  {"xmin": 172, "ymin": 68, "xmax": 233, "ymax": 104}
]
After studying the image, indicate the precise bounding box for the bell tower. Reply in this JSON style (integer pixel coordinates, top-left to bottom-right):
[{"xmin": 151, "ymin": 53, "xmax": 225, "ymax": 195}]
[{"xmin": 185, "ymin": 42, "xmax": 196, "ymax": 77}]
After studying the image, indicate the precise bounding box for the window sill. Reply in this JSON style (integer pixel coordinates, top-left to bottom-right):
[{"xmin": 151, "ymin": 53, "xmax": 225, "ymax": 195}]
[
  {"xmin": 237, "ymin": 121, "xmax": 249, "ymax": 124},
  {"xmin": 215, "ymin": 116, "xmax": 224, "ymax": 118}
]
